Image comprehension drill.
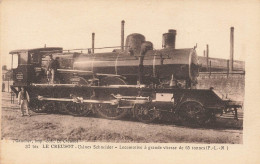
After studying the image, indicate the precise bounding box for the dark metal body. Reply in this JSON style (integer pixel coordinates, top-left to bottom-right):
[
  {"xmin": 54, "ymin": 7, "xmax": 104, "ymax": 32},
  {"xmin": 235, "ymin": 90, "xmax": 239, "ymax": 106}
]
[
  {"xmin": 9, "ymin": 46, "xmax": 241, "ymax": 124},
  {"xmin": 71, "ymin": 48, "xmax": 198, "ymax": 85}
]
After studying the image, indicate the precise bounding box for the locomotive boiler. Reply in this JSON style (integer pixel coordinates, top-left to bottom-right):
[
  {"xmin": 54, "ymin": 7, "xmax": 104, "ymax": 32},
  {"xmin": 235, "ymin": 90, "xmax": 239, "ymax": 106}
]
[
  {"xmin": 44, "ymin": 30, "xmax": 198, "ymax": 88},
  {"xmin": 9, "ymin": 21, "xmax": 241, "ymax": 124}
]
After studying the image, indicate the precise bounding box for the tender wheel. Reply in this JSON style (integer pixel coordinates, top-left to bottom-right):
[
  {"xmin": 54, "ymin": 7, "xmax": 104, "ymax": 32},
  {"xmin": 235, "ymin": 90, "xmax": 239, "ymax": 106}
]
[
  {"xmin": 178, "ymin": 101, "xmax": 210, "ymax": 125},
  {"xmin": 134, "ymin": 104, "xmax": 159, "ymax": 123},
  {"xmin": 96, "ymin": 103, "xmax": 128, "ymax": 120},
  {"xmin": 29, "ymin": 99, "xmax": 48, "ymax": 113},
  {"xmin": 65, "ymin": 102, "xmax": 92, "ymax": 116}
]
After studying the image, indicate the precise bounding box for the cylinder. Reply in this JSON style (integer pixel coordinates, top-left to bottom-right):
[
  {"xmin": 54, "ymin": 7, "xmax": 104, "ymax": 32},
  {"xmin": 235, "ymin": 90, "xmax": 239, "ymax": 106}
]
[
  {"xmin": 162, "ymin": 29, "xmax": 176, "ymax": 49},
  {"xmin": 125, "ymin": 33, "xmax": 145, "ymax": 56},
  {"xmin": 121, "ymin": 20, "xmax": 125, "ymax": 51},
  {"xmin": 92, "ymin": 33, "xmax": 95, "ymax": 54},
  {"xmin": 230, "ymin": 27, "xmax": 234, "ymax": 72}
]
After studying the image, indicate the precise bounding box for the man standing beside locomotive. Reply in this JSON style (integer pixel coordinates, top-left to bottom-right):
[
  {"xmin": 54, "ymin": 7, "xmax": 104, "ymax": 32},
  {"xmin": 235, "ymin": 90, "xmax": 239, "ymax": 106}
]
[
  {"xmin": 47, "ymin": 54, "xmax": 60, "ymax": 84},
  {"xmin": 18, "ymin": 87, "xmax": 30, "ymax": 117}
]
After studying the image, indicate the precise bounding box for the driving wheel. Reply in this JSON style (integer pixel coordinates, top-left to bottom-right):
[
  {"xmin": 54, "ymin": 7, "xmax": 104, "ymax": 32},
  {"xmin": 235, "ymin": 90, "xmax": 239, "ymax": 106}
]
[
  {"xmin": 96, "ymin": 103, "xmax": 128, "ymax": 120},
  {"xmin": 65, "ymin": 102, "xmax": 92, "ymax": 116}
]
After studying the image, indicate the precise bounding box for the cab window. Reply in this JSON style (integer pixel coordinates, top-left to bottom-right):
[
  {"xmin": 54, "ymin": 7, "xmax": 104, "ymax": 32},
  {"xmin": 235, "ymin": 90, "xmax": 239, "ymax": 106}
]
[
  {"xmin": 11, "ymin": 54, "xmax": 19, "ymax": 69},
  {"xmin": 18, "ymin": 52, "xmax": 28, "ymax": 65},
  {"xmin": 30, "ymin": 53, "xmax": 41, "ymax": 64}
]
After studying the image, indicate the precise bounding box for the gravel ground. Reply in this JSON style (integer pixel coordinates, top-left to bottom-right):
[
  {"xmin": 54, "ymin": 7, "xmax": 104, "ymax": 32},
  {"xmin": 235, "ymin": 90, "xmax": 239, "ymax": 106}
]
[{"xmin": 1, "ymin": 92, "xmax": 243, "ymax": 143}]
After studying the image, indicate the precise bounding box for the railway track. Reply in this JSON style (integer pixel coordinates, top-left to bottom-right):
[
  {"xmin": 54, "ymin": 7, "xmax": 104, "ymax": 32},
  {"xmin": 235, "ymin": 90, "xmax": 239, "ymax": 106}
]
[{"xmin": 217, "ymin": 112, "xmax": 243, "ymax": 120}]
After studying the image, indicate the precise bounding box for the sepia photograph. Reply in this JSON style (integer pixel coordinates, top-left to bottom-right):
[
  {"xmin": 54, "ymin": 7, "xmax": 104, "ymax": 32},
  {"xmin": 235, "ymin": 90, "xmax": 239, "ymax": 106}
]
[{"xmin": 1, "ymin": 0, "xmax": 260, "ymax": 164}]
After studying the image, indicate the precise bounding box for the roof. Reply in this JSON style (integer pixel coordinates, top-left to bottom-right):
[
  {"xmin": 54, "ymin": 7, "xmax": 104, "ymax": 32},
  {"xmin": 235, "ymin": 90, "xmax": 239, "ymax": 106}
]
[
  {"xmin": 9, "ymin": 47, "xmax": 63, "ymax": 54},
  {"xmin": 198, "ymin": 56, "xmax": 245, "ymax": 71}
]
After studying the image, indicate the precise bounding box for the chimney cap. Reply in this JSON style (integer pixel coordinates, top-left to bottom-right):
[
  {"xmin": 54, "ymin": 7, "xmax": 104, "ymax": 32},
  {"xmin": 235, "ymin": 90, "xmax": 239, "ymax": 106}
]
[
  {"xmin": 168, "ymin": 29, "xmax": 176, "ymax": 34},
  {"xmin": 121, "ymin": 20, "xmax": 125, "ymax": 23}
]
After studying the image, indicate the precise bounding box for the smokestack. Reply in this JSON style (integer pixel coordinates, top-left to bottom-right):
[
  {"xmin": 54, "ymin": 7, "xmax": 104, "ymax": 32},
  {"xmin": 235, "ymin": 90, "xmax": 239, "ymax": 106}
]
[
  {"xmin": 230, "ymin": 27, "xmax": 234, "ymax": 72},
  {"xmin": 162, "ymin": 29, "xmax": 176, "ymax": 49},
  {"xmin": 121, "ymin": 20, "xmax": 125, "ymax": 51},
  {"xmin": 92, "ymin": 33, "xmax": 95, "ymax": 53},
  {"xmin": 206, "ymin": 44, "xmax": 209, "ymax": 71}
]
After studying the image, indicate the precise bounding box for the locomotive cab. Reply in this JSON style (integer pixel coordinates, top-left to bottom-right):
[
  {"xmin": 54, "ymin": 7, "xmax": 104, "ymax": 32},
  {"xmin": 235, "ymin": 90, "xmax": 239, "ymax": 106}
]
[{"xmin": 10, "ymin": 47, "xmax": 63, "ymax": 88}]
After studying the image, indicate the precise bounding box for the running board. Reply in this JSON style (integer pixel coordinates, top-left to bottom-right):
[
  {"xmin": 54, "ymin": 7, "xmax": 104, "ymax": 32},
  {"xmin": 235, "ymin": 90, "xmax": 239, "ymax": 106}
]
[
  {"xmin": 32, "ymin": 83, "xmax": 146, "ymax": 88},
  {"xmin": 37, "ymin": 96, "xmax": 118, "ymax": 105},
  {"xmin": 37, "ymin": 94, "xmax": 151, "ymax": 106}
]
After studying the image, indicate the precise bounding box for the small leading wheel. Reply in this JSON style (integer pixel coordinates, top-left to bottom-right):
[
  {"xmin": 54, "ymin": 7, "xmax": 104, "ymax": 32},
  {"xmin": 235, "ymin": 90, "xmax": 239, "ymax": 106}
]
[
  {"xmin": 134, "ymin": 104, "xmax": 159, "ymax": 123},
  {"xmin": 178, "ymin": 100, "xmax": 210, "ymax": 125},
  {"xmin": 65, "ymin": 102, "xmax": 92, "ymax": 116},
  {"xmin": 96, "ymin": 103, "xmax": 128, "ymax": 120}
]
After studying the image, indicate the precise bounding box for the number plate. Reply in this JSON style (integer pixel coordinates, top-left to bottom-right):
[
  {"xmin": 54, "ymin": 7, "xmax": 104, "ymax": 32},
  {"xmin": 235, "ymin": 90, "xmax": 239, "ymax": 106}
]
[
  {"xmin": 16, "ymin": 72, "xmax": 23, "ymax": 80},
  {"xmin": 155, "ymin": 93, "xmax": 174, "ymax": 102}
]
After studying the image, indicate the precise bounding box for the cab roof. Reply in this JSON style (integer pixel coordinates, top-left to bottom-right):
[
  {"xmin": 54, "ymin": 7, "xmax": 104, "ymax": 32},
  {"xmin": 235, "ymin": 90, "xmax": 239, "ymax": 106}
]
[{"xmin": 9, "ymin": 47, "xmax": 63, "ymax": 54}]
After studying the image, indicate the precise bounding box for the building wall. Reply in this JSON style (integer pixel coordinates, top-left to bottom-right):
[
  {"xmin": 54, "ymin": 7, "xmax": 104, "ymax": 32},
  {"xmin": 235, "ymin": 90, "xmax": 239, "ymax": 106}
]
[
  {"xmin": 198, "ymin": 56, "xmax": 245, "ymax": 72},
  {"xmin": 197, "ymin": 74, "xmax": 245, "ymax": 101},
  {"xmin": 2, "ymin": 80, "xmax": 13, "ymax": 92}
]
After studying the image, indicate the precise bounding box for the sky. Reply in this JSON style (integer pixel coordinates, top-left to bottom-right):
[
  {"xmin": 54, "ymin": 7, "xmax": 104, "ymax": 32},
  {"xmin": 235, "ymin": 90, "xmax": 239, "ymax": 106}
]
[{"xmin": 1, "ymin": 0, "xmax": 260, "ymax": 69}]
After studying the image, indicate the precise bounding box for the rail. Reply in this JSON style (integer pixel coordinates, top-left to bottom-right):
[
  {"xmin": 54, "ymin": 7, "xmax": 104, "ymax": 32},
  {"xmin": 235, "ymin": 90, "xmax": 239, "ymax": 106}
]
[{"xmin": 39, "ymin": 46, "xmax": 130, "ymax": 53}]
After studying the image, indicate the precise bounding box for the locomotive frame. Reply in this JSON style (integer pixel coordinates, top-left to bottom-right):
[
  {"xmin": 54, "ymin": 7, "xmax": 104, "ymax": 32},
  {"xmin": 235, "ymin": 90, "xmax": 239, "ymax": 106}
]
[{"xmin": 9, "ymin": 25, "xmax": 242, "ymax": 125}]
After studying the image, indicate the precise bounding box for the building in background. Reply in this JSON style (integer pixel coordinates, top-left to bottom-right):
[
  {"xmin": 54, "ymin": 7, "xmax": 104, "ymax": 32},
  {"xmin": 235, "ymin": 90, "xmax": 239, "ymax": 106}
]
[{"xmin": 2, "ymin": 65, "xmax": 13, "ymax": 92}]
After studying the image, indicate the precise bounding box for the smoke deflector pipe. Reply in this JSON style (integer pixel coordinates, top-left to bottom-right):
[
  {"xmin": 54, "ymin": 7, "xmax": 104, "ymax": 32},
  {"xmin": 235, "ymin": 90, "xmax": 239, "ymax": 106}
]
[
  {"xmin": 230, "ymin": 27, "xmax": 234, "ymax": 72},
  {"xmin": 121, "ymin": 20, "xmax": 125, "ymax": 51}
]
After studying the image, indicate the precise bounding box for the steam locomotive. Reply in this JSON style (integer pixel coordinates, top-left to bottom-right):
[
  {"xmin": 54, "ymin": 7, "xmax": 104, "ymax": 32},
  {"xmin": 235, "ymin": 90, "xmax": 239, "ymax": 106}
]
[{"xmin": 9, "ymin": 21, "xmax": 241, "ymax": 124}]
